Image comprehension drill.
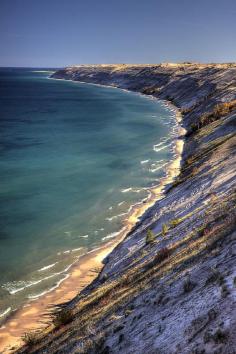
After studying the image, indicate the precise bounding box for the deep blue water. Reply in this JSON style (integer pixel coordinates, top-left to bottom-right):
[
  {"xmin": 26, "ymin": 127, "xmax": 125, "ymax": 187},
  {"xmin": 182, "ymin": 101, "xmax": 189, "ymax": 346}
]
[{"xmin": 0, "ymin": 68, "xmax": 176, "ymax": 318}]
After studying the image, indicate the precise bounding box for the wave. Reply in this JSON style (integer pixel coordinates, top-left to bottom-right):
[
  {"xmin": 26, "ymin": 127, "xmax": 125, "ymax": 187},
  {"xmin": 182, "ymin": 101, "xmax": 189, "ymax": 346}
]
[
  {"xmin": 149, "ymin": 162, "xmax": 168, "ymax": 173},
  {"xmin": 0, "ymin": 307, "xmax": 11, "ymax": 318},
  {"xmin": 2, "ymin": 273, "xmax": 59, "ymax": 295},
  {"xmin": 140, "ymin": 159, "xmax": 150, "ymax": 164},
  {"xmin": 86, "ymin": 246, "xmax": 102, "ymax": 254},
  {"xmin": 153, "ymin": 142, "xmax": 172, "ymax": 152},
  {"xmin": 71, "ymin": 247, "xmax": 83, "ymax": 252},
  {"xmin": 102, "ymin": 226, "xmax": 126, "ymax": 241},
  {"xmin": 121, "ymin": 187, "xmax": 133, "ymax": 193},
  {"xmin": 27, "ymin": 274, "xmax": 70, "ymax": 300},
  {"xmin": 121, "ymin": 187, "xmax": 143, "ymax": 193},
  {"xmin": 105, "ymin": 212, "xmax": 127, "ymax": 221},
  {"xmin": 78, "ymin": 234, "xmax": 89, "ymax": 238},
  {"xmin": 2, "ymin": 256, "xmax": 83, "ymax": 296},
  {"xmin": 38, "ymin": 263, "xmax": 58, "ymax": 272},
  {"xmin": 118, "ymin": 201, "xmax": 125, "ymax": 206}
]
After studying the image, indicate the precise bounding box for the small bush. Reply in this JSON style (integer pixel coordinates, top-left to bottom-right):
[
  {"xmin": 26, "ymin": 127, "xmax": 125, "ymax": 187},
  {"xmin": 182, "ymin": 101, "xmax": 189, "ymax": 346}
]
[
  {"xmin": 145, "ymin": 247, "xmax": 171, "ymax": 270},
  {"xmin": 155, "ymin": 247, "xmax": 171, "ymax": 262},
  {"xmin": 233, "ymin": 277, "xmax": 236, "ymax": 287},
  {"xmin": 213, "ymin": 328, "xmax": 228, "ymax": 343},
  {"xmin": 162, "ymin": 223, "xmax": 168, "ymax": 236},
  {"xmin": 52, "ymin": 307, "xmax": 74, "ymax": 328},
  {"xmin": 22, "ymin": 331, "xmax": 41, "ymax": 346},
  {"xmin": 186, "ymin": 99, "xmax": 236, "ymax": 136},
  {"xmin": 183, "ymin": 277, "xmax": 196, "ymax": 293},
  {"xmin": 205, "ymin": 268, "xmax": 224, "ymax": 286},
  {"xmin": 145, "ymin": 229, "xmax": 155, "ymax": 245},
  {"xmin": 169, "ymin": 218, "xmax": 183, "ymax": 228},
  {"xmin": 221, "ymin": 284, "xmax": 230, "ymax": 298},
  {"xmin": 125, "ymin": 309, "xmax": 133, "ymax": 317}
]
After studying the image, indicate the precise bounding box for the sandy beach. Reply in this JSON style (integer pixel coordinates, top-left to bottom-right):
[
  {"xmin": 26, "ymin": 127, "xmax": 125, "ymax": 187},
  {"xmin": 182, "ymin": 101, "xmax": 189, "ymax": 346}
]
[{"xmin": 0, "ymin": 99, "xmax": 184, "ymax": 354}]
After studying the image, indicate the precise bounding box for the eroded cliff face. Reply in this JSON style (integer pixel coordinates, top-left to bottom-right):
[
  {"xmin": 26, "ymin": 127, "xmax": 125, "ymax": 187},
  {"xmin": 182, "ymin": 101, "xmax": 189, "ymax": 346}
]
[{"xmin": 19, "ymin": 64, "xmax": 236, "ymax": 354}]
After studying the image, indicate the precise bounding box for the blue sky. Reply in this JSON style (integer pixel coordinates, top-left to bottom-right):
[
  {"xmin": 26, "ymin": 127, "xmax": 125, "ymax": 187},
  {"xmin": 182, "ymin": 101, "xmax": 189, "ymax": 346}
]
[{"xmin": 1, "ymin": 0, "xmax": 236, "ymax": 67}]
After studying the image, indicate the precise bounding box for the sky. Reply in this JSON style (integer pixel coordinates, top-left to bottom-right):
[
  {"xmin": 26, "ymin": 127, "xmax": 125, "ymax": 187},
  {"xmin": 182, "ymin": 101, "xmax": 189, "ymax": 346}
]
[{"xmin": 1, "ymin": 0, "xmax": 236, "ymax": 67}]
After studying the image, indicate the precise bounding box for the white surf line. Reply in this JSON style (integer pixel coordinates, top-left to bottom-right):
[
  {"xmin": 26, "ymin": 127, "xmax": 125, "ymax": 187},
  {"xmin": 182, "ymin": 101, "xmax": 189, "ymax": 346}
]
[
  {"xmin": 102, "ymin": 226, "xmax": 127, "ymax": 241},
  {"xmin": 140, "ymin": 159, "xmax": 150, "ymax": 164},
  {"xmin": 38, "ymin": 263, "xmax": 58, "ymax": 272},
  {"xmin": 27, "ymin": 274, "xmax": 70, "ymax": 300},
  {"xmin": 0, "ymin": 307, "xmax": 11, "ymax": 318}
]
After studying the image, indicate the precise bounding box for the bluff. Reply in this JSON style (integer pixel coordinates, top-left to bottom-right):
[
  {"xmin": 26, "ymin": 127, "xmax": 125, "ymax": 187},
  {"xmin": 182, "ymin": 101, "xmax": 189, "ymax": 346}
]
[{"xmin": 19, "ymin": 63, "xmax": 236, "ymax": 354}]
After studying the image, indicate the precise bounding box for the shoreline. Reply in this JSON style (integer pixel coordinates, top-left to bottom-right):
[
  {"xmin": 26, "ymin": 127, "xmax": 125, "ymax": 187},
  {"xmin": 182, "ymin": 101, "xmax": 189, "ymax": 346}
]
[{"xmin": 0, "ymin": 81, "xmax": 185, "ymax": 353}]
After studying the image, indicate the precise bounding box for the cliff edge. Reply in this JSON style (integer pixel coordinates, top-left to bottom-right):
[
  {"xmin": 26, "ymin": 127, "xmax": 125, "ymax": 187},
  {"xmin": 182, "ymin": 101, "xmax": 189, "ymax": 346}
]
[{"xmin": 18, "ymin": 63, "xmax": 236, "ymax": 354}]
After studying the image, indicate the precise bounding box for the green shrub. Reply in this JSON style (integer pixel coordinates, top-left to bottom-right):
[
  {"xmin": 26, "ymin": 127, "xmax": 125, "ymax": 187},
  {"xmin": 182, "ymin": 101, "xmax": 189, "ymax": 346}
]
[
  {"xmin": 221, "ymin": 284, "xmax": 230, "ymax": 298},
  {"xmin": 186, "ymin": 99, "xmax": 236, "ymax": 136},
  {"xmin": 205, "ymin": 268, "xmax": 224, "ymax": 286},
  {"xmin": 145, "ymin": 247, "xmax": 171, "ymax": 270},
  {"xmin": 233, "ymin": 277, "xmax": 236, "ymax": 287},
  {"xmin": 22, "ymin": 331, "xmax": 41, "ymax": 346},
  {"xmin": 52, "ymin": 307, "xmax": 74, "ymax": 328},
  {"xmin": 169, "ymin": 218, "xmax": 183, "ymax": 228},
  {"xmin": 183, "ymin": 277, "xmax": 196, "ymax": 293},
  {"xmin": 162, "ymin": 223, "xmax": 168, "ymax": 236},
  {"xmin": 145, "ymin": 229, "xmax": 155, "ymax": 245},
  {"xmin": 213, "ymin": 328, "xmax": 228, "ymax": 343}
]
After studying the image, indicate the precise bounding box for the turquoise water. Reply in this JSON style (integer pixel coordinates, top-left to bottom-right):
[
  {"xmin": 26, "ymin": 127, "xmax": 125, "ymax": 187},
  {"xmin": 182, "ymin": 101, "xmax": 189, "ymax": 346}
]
[{"xmin": 0, "ymin": 68, "xmax": 177, "ymax": 319}]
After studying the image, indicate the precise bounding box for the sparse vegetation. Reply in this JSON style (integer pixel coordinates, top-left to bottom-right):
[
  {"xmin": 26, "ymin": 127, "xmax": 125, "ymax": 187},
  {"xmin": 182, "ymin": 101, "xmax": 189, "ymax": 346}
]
[
  {"xmin": 52, "ymin": 307, "xmax": 74, "ymax": 328},
  {"xmin": 125, "ymin": 309, "xmax": 133, "ymax": 317},
  {"xmin": 183, "ymin": 277, "xmax": 196, "ymax": 293},
  {"xmin": 162, "ymin": 223, "xmax": 168, "ymax": 236},
  {"xmin": 213, "ymin": 328, "xmax": 228, "ymax": 343},
  {"xmin": 169, "ymin": 218, "xmax": 183, "ymax": 228},
  {"xmin": 22, "ymin": 331, "xmax": 41, "ymax": 347},
  {"xmin": 145, "ymin": 229, "xmax": 155, "ymax": 245},
  {"xmin": 145, "ymin": 247, "xmax": 171, "ymax": 271},
  {"xmin": 205, "ymin": 268, "xmax": 224, "ymax": 286},
  {"xmin": 187, "ymin": 99, "xmax": 236, "ymax": 135},
  {"xmin": 155, "ymin": 247, "xmax": 171, "ymax": 263},
  {"xmin": 221, "ymin": 284, "xmax": 230, "ymax": 298}
]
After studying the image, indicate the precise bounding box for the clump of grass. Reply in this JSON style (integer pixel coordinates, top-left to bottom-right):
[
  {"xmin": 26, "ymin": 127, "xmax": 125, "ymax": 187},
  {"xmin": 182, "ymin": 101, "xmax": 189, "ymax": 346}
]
[
  {"xmin": 221, "ymin": 284, "xmax": 230, "ymax": 298},
  {"xmin": 169, "ymin": 218, "xmax": 183, "ymax": 228},
  {"xmin": 155, "ymin": 247, "xmax": 171, "ymax": 263},
  {"xmin": 183, "ymin": 277, "xmax": 196, "ymax": 293},
  {"xmin": 145, "ymin": 247, "xmax": 171, "ymax": 270},
  {"xmin": 22, "ymin": 331, "xmax": 41, "ymax": 347},
  {"xmin": 52, "ymin": 307, "xmax": 74, "ymax": 328},
  {"xmin": 124, "ymin": 309, "xmax": 133, "ymax": 317},
  {"xmin": 208, "ymin": 308, "xmax": 217, "ymax": 321},
  {"xmin": 205, "ymin": 268, "xmax": 224, "ymax": 286},
  {"xmin": 197, "ymin": 225, "xmax": 206, "ymax": 237},
  {"xmin": 162, "ymin": 223, "xmax": 168, "ymax": 236},
  {"xmin": 100, "ymin": 273, "xmax": 108, "ymax": 283},
  {"xmin": 233, "ymin": 277, "xmax": 236, "ymax": 287},
  {"xmin": 113, "ymin": 325, "xmax": 124, "ymax": 333},
  {"xmin": 204, "ymin": 330, "xmax": 212, "ymax": 343},
  {"xmin": 187, "ymin": 99, "xmax": 236, "ymax": 135},
  {"xmin": 118, "ymin": 333, "xmax": 124, "ymax": 343},
  {"xmin": 213, "ymin": 328, "xmax": 228, "ymax": 343},
  {"xmin": 145, "ymin": 229, "xmax": 155, "ymax": 245}
]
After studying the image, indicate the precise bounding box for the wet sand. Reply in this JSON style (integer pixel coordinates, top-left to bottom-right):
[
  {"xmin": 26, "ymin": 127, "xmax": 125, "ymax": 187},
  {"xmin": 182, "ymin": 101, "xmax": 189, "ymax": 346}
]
[
  {"xmin": 0, "ymin": 243, "xmax": 117, "ymax": 353},
  {"xmin": 0, "ymin": 103, "xmax": 184, "ymax": 354}
]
